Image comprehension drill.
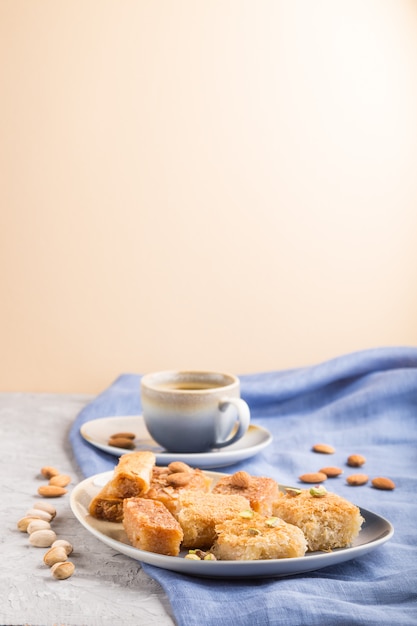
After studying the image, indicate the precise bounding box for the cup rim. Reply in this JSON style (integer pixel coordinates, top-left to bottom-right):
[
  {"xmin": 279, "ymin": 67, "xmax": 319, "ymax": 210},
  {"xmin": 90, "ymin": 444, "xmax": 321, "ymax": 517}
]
[{"xmin": 140, "ymin": 370, "xmax": 239, "ymax": 393}]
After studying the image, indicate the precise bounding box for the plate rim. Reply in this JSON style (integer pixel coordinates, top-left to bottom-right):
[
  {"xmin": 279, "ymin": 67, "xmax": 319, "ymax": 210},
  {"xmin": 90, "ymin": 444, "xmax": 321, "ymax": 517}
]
[{"xmin": 70, "ymin": 469, "xmax": 394, "ymax": 579}]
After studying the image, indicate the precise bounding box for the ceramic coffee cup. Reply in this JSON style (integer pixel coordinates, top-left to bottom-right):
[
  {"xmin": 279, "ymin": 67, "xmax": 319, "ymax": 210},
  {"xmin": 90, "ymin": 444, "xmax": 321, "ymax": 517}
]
[{"xmin": 140, "ymin": 370, "xmax": 250, "ymax": 453}]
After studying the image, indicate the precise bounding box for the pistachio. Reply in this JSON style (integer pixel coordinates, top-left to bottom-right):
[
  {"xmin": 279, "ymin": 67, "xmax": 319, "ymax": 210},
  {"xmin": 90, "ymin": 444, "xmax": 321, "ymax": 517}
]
[
  {"xmin": 192, "ymin": 549, "xmax": 209, "ymax": 559},
  {"xmin": 44, "ymin": 546, "xmax": 68, "ymax": 567},
  {"xmin": 265, "ymin": 517, "xmax": 280, "ymax": 528},
  {"xmin": 51, "ymin": 561, "xmax": 75, "ymax": 579},
  {"xmin": 285, "ymin": 488, "xmax": 302, "ymax": 497},
  {"xmin": 309, "ymin": 485, "xmax": 327, "ymax": 497},
  {"xmin": 26, "ymin": 508, "xmax": 52, "ymax": 522},
  {"xmin": 27, "ymin": 519, "xmax": 51, "ymax": 534},
  {"xmin": 33, "ymin": 501, "xmax": 57, "ymax": 519},
  {"xmin": 247, "ymin": 527, "xmax": 261, "ymax": 536},
  {"xmin": 40, "ymin": 466, "xmax": 60, "ymax": 479},
  {"xmin": 28, "ymin": 529, "xmax": 57, "ymax": 547},
  {"xmin": 51, "ymin": 539, "xmax": 73, "ymax": 555},
  {"xmin": 17, "ymin": 516, "xmax": 42, "ymax": 532},
  {"xmin": 37, "ymin": 485, "xmax": 67, "ymax": 498},
  {"xmin": 185, "ymin": 549, "xmax": 216, "ymax": 561},
  {"xmin": 239, "ymin": 509, "xmax": 254, "ymax": 519},
  {"xmin": 185, "ymin": 553, "xmax": 201, "ymax": 560}
]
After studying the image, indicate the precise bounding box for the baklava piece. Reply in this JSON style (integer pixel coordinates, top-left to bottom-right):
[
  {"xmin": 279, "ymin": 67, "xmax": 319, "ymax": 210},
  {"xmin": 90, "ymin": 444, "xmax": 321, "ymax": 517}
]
[
  {"xmin": 89, "ymin": 450, "xmax": 155, "ymax": 521},
  {"xmin": 110, "ymin": 450, "xmax": 155, "ymax": 498},
  {"xmin": 88, "ymin": 481, "xmax": 124, "ymax": 522}
]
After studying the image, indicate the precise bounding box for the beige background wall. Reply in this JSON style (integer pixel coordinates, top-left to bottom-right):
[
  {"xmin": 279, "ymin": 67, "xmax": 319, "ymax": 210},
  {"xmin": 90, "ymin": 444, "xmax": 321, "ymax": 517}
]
[{"xmin": 1, "ymin": 0, "xmax": 417, "ymax": 394}]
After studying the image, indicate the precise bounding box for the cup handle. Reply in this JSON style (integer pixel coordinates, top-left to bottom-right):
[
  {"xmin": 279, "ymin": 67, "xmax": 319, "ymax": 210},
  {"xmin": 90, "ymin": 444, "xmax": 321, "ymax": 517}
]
[{"xmin": 214, "ymin": 397, "xmax": 251, "ymax": 448}]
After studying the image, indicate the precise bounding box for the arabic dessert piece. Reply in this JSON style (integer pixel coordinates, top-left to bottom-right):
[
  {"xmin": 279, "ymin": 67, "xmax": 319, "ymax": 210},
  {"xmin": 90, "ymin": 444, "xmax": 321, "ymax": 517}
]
[
  {"xmin": 272, "ymin": 488, "xmax": 364, "ymax": 551},
  {"xmin": 123, "ymin": 497, "xmax": 183, "ymax": 556},
  {"xmin": 212, "ymin": 470, "xmax": 280, "ymax": 516},
  {"xmin": 88, "ymin": 451, "xmax": 155, "ymax": 521},
  {"xmin": 212, "ymin": 510, "xmax": 307, "ymax": 560},
  {"xmin": 176, "ymin": 491, "xmax": 251, "ymax": 549}
]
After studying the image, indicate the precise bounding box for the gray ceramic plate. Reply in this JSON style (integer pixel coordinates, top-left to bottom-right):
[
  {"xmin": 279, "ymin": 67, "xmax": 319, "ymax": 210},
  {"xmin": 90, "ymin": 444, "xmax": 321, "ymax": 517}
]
[{"xmin": 70, "ymin": 470, "xmax": 394, "ymax": 579}]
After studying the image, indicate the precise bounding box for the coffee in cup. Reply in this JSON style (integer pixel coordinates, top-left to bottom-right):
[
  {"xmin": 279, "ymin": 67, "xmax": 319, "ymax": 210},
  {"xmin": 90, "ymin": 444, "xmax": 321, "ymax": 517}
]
[{"xmin": 140, "ymin": 370, "xmax": 250, "ymax": 453}]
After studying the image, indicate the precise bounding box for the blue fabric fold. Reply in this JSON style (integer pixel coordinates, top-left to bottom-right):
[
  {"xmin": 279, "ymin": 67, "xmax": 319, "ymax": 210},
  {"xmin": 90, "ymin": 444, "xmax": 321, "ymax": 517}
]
[{"xmin": 69, "ymin": 347, "xmax": 417, "ymax": 626}]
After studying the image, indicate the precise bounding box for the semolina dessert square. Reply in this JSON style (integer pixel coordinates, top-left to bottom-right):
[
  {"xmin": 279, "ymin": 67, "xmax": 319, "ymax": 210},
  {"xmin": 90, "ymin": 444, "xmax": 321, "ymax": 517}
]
[
  {"xmin": 110, "ymin": 451, "xmax": 155, "ymax": 498},
  {"xmin": 272, "ymin": 489, "xmax": 364, "ymax": 552},
  {"xmin": 212, "ymin": 471, "xmax": 280, "ymax": 516},
  {"xmin": 122, "ymin": 497, "xmax": 183, "ymax": 556},
  {"xmin": 177, "ymin": 492, "xmax": 251, "ymax": 549},
  {"xmin": 212, "ymin": 511, "xmax": 307, "ymax": 560},
  {"xmin": 144, "ymin": 464, "xmax": 212, "ymax": 516}
]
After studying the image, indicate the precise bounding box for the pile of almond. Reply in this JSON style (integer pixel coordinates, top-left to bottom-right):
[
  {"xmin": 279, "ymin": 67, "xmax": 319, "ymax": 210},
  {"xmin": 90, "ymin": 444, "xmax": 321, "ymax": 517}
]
[
  {"xmin": 298, "ymin": 443, "xmax": 396, "ymax": 490},
  {"xmin": 37, "ymin": 465, "xmax": 72, "ymax": 497},
  {"xmin": 107, "ymin": 432, "xmax": 136, "ymax": 450}
]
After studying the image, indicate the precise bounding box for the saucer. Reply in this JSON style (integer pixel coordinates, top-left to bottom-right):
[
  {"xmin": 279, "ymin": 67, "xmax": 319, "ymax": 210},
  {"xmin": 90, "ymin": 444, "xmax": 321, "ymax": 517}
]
[{"xmin": 80, "ymin": 415, "xmax": 272, "ymax": 469}]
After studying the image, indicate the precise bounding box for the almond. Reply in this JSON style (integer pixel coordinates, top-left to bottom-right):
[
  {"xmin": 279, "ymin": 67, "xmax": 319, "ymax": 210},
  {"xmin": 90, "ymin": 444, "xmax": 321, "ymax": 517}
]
[
  {"xmin": 40, "ymin": 466, "xmax": 60, "ymax": 479},
  {"xmin": 312, "ymin": 443, "xmax": 335, "ymax": 454},
  {"xmin": 319, "ymin": 466, "xmax": 343, "ymax": 478},
  {"xmin": 166, "ymin": 472, "xmax": 191, "ymax": 487},
  {"xmin": 108, "ymin": 437, "xmax": 135, "ymax": 449},
  {"xmin": 347, "ymin": 454, "xmax": 366, "ymax": 467},
  {"xmin": 168, "ymin": 461, "xmax": 192, "ymax": 473},
  {"xmin": 299, "ymin": 472, "xmax": 327, "ymax": 484},
  {"xmin": 230, "ymin": 471, "xmax": 251, "ymax": 489},
  {"xmin": 38, "ymin": 485, "xmax": 68, "ymax": 498},
  {"xmin": 110, "ymin": 432, "xmax": 136, "ymax": 439},
  {"xmin": 346, "ymin": 473, "xmax": 368, "ymax": 486},
  {"xmin": 371, "ymin": 477, "xmax": 396, "ymax": 490},
  {"xmin": 49, "ymin": 474, "xmax": 71, "ymax": 488}
]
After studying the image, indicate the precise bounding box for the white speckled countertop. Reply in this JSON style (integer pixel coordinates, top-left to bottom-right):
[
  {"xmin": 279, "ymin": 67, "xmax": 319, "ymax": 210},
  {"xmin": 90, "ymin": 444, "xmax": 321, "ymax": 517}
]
[{"xmin": 1, "ymin": 393, "xmax": 175, "ymax": 626}]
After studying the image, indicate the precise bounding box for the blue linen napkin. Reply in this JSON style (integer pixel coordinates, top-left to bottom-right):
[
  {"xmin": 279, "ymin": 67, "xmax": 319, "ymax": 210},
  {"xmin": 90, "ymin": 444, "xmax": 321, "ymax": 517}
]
[{"xmin": 69, "ymin": 347, "xmax": 417, "ymax": 626}]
